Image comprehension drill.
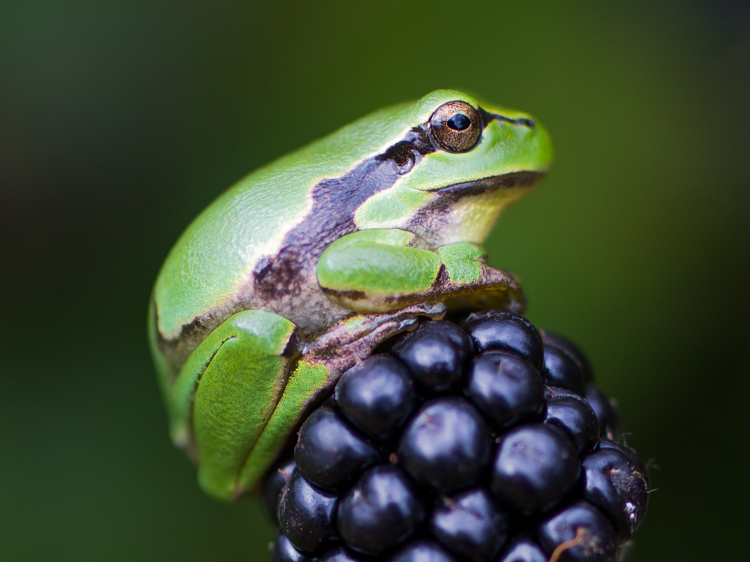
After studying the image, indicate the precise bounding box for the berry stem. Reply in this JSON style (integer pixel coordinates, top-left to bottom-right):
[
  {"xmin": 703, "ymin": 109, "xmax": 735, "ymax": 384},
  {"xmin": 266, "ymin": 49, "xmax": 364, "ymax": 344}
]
[{"xmin": 547, "ymin": 527, "xmax": 584, "ymax": 562}]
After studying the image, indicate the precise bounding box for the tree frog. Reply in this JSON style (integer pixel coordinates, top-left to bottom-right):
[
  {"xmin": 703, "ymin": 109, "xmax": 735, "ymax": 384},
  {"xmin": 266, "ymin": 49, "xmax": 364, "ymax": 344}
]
[{"xmin": 149, "ymin": 89, "xmax": 553, "ymax": 500}]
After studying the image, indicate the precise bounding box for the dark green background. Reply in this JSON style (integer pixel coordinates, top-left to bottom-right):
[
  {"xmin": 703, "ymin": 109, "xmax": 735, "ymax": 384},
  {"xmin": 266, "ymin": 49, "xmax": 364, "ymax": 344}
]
[{"xmin": 2, "ymin": 1, "xmax": 748, "ymax": 560}]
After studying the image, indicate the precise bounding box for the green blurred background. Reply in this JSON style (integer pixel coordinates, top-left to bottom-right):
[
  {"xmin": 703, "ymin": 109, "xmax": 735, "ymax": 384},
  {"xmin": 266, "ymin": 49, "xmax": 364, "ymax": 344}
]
[{"xmin": 2, "ymin": 1, "xmax": 748, "ymax": 560}]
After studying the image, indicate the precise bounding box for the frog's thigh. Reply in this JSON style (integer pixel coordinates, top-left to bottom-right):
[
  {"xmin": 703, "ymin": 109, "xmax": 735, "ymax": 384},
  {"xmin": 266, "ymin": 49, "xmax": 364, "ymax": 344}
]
[
  {"xmin": 236, "ymin": 359, "xmax": 330, "ymax": 494},
  {"xmin": 169, "ymin": 309, "xmax": 297, "ymax": 500},
  {"xmin": 318, "ymin": 229, "xmax": 441, "ymax": 298}
]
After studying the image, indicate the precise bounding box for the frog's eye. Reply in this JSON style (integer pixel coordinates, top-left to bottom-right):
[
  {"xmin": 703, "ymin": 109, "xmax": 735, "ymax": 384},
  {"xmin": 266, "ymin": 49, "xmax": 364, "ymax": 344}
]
[{"xmin": 429, "ymin": 101, "xmax": 482, "ymax": 153}]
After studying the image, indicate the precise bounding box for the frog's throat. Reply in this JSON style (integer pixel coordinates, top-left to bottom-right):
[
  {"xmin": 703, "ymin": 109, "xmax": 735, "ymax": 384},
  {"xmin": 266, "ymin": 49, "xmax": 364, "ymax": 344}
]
[{"xmin": 404, "ymin": 171, "xmax": 544, "ymax": 248}]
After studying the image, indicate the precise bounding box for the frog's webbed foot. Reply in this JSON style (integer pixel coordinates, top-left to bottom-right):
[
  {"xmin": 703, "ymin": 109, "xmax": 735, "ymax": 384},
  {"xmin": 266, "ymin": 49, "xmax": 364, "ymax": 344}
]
[
  {"xmin": 342, "ymin": 262, "xmax": 525, "ymax": 316},
  {"xmin": 303, "ymin": 301, "xmax": 446, "ymax": 371},
  {"xmin": 318, "ymin": 231, "xmax": 524, "ymax": 315}
]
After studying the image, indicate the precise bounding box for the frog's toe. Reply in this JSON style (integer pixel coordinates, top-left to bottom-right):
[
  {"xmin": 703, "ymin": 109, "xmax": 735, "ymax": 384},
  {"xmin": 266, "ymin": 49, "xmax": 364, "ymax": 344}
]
[
  {"xmin": 398, "ymin": 317, "xmax": 420, "ymax": 332},
  {"xmin": 398, "ymin": 301, "xmax": 447, "ymax": 319}
]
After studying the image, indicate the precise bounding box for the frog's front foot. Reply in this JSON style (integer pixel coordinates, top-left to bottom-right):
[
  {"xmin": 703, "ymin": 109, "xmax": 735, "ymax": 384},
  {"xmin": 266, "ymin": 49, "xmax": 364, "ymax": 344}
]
[
  {"xmin": 318, "ymin": 232, "xmax": 525, "ymax": 315},
  {"xmin": 303, "ymin": 301, "xmax": 446, "ymax": 369}
]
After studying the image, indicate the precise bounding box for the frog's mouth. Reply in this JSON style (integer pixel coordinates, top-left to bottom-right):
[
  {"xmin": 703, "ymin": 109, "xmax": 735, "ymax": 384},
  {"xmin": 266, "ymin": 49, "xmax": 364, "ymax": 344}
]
[{"xmin": 433, "ymin": 170, "xmax": 544, "ymax": 199}]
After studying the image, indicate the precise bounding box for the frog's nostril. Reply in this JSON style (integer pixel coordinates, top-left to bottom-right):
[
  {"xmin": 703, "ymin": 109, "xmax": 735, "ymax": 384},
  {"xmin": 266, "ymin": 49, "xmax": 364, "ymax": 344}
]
[
  {"xmin": 491, "ymin": 113, "xmax": 535, "ymax": 129},
  {"xmin": 517, "ymin": 118, "xmax": 535, "ymax": 129}
]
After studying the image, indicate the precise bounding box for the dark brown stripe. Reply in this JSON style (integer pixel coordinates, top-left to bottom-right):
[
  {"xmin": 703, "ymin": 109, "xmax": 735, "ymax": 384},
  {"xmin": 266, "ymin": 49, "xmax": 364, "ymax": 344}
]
[{"xmin": 478, "ymin": 107, "xmax": 536, "ymax": 129}]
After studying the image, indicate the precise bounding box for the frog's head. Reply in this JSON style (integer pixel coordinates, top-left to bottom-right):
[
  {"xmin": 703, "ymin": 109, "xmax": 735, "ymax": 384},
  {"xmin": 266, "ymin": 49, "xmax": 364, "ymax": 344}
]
[{"xmin": 354, "ymin": 89, "xmax": 553, "ymax": 247}]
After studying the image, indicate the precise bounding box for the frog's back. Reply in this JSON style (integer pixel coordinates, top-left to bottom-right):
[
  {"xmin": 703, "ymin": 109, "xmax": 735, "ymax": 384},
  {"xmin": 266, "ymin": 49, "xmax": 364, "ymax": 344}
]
[
  {"xmin": 154, "ymin": 159, "xmax": 314, "ymax": 344},
  {"xmin": 152, "ymin": 100, "xmax": 422, "ymax": 349}
]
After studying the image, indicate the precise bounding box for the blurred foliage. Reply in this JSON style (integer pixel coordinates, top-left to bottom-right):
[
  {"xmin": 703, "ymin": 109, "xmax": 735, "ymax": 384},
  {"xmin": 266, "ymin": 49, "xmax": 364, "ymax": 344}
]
[{"xmin": 1, "ymin": 1, "xmax": 748, "ymax": 560}]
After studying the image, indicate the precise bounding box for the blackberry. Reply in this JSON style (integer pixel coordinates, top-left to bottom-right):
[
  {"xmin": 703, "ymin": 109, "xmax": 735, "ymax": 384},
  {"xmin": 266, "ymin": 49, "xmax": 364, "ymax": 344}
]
[
  {"xmin": 542, "ymin": 332, "xmax": 594, "ymax": 386},
  {"xmin": 337, "ymin": 464, "xmax": 426, "ymax": 555},
  {"xmin": 271, "ymin": 532, "xmax": 315, "ymax": 562},
  {"xmin": 319, "ymin": 546, "xmax": 370, "ymax": 561},
  {"xmin": 491, "ymin": 424, "xmax": 580, "ymax": 515},
  {"xmin": 584, "ymin": 386, "xmax": 621, "ymax": 441},
  {"xmin": 463, "ymin": 310, "xmax": 544, "ymax": 371},
  {"xmin": 543, "ymin": 394, "xmax": 600, "ymax": 453},
  {"xmin": 398, "ymin": 398, "xmax": 491, "ymax": 494},
  {"xmin": 498, "ymin": 537, "xmax": 548, "ymax": 562},
  {"xmin": 294, "ymin": 405, "xmax": 381, "ymax": 490},
  {"xmin": 263, "ymin": 456, "xmax": 297, "ymax": 525},
  {"xmin": 538, "ymin": 501, "xmax": 618, "ymax": 561},
  {"xmin": 391, "ymin": 320, "xmax": 473, "ymax": 394},
  {"xmin": 465, "ymin": 351, "xmax": 545, "ymax": 431},
  {"xmin": 267, "ymin": 310, "xmax": 649, "ymax": 562},
  {"xmin": 541, "ymin": 345, "xmax": 586, "ymax": 395},
  {"xmin": 391, "ymin": 541, "xmax": 457, "ymax": 562},
  {"xmin": 581, "ymin": 449, "xmax": 648, "ymax": 539},
  {"xmin": 430, "ymin": 488, "xmax": 509, "ymax": 561},
  {"xmin": 334, "ymin": 355, "xmax": 417, "ymax": 442},
  {"xmin": 277, "ymin": 469, "xmax": 338, "ymax": 554}
]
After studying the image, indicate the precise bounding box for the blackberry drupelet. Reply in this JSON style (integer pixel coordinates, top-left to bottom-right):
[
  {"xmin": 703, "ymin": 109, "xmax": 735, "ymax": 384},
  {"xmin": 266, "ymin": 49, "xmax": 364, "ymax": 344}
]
[{"xmin": 266, "ymin": 311, "xmax": 649, "ymax": 562}]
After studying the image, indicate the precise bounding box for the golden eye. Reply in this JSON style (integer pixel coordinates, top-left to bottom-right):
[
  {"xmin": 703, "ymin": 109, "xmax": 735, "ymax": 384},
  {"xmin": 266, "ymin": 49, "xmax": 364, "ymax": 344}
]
[{"xmin": 429, "ymin": 101, "xmax": 482, "ymax": 153}]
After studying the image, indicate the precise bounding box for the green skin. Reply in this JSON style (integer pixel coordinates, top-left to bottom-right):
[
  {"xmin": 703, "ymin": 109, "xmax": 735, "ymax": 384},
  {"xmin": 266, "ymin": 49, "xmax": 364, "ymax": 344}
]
[{"xmin": 149, "ymin": 89, "xmax": 553, "ymax": 500}]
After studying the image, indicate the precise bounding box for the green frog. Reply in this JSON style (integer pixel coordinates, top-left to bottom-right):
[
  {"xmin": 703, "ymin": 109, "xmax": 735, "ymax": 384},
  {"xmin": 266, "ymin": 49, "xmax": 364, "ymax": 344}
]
[{"xmin": 149, "ymin": 89, "xmax": 553, "ymax": 500}]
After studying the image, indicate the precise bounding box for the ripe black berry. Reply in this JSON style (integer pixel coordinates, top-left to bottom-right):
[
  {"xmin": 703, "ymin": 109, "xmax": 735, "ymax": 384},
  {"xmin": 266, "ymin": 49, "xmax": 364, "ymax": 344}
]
[
  {"xmin": 295, "ymin": 405, "xmax": 381, "ymax": 490},
  {"xmin": 319, "ymin": 546, "xmax": 370, "ymax": 561},
  {"xmin": 597, "ymin": 438, "xmax": 650, "ymax": 486},
  {"xmin": 277, "ymin": 470, "xmax": 338, "ymax": 554},
  {"xmin": 582, "ymin": 448, "xmax": 649, "ymax": 539},
  {"xmin": 391, "ymin": 540, "xmax": 458, "ymax": 562},
  {"xmin": 542, "ymin": 332, "xmax": 595, "ymax": 385},
  {"xmin": 391, "ymin": 321, "xmax": 473, "ymax": 394},
  {"xmin": 267, "ymin": 311, "xmax": 649, "ymax": 562},
  {"xmin": 337, "ymin": 464, "xmax": 425, "ymax": 555},
  {"xmin": 398, "ymin": 398, "xmax": 491, "ymax": 493},
  {"xmin": 430, "ymin": 489, "xmax": 509, "ymax": 562},
  {"xmin": 537, "ymin": 501, "xmax": 618, "ymax": 562},
  {"xmin": 465, "ymin": 351, "xmax": 545, "ymax": 431},
  {"xmin": 491, "ymin": 424, "xmax": 580, "ymax": 514},
  {"xmin": 543, "ymin": 386, "xmax": 580, "ymax": 400},
  {"xmin": 584, "ymin": 385, "xmax": 620, "ymax": 440},
  {"xmin": 497, "ymin": 537, "xmax": 547, "ymax": 562},
  {"xmin": 542, "ymin": 345, "xmax": 586, "ymax": 394},
  {"xmin": 463, "ymin": 311, "xmax": 544, "ymax": 371},
  {"xmin": 335, "ymin": 354, "xmax": 417, "ymax": 442},
  {"xmin": 544, "ymin": 394, "xmax": 600, "ymax": 453},
  {"xmin": 263, "ymin": 456, "xmax": 297, "ymax": 525},
  {"xmin": 271, "ymin": 532, "xmax": 313, "ymax": 562}
]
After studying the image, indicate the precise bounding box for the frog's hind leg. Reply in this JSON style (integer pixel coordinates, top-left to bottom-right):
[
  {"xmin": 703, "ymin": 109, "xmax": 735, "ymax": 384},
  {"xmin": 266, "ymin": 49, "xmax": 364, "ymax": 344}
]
[
  {"xmin": 167, "ymin": 309, "xmax": 298, "ymax": 500},
  {"xmin": 171, "ymin": 303, "xmax": 445, "ymax": 501},
  {"xmin": 234, "ymin": 301, "xmax": 446, "ymax": 494}
]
